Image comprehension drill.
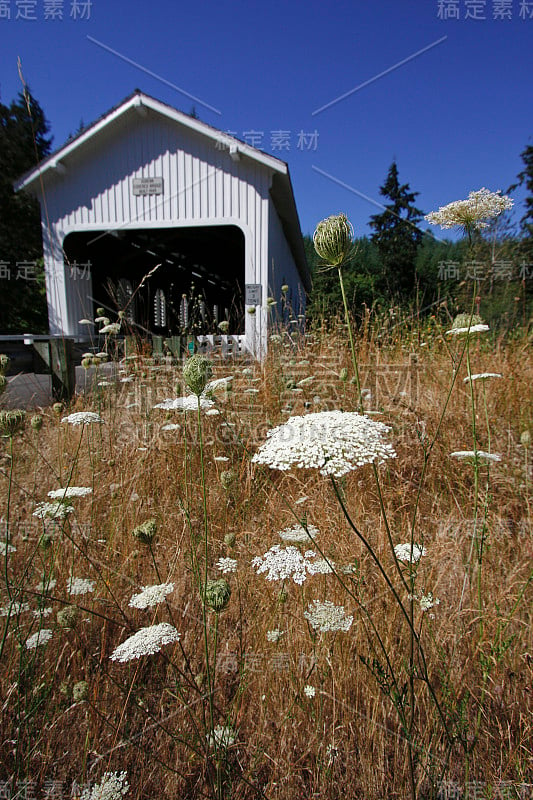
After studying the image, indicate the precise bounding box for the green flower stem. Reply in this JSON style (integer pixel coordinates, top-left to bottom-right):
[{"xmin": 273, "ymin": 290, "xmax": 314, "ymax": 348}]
[{"xmin": 337, "ymin": 265, "xmax": 363, "ymax": 412}]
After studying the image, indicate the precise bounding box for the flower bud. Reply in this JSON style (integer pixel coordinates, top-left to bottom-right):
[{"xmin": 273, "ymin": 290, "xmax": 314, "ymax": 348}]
[
  {"xmin": 31, "ymin": 414, "xmax": 43, "ymax": 432},
  {"xmin": 183, "ymin": 355, "xmax": 213, "ymax": 396},
  {"xmin": 132, "ymin": 519, "xmax": 157, "ymax": 544},
  {"xmin": 313, "ymin": 214, "xmax": 354, "ymax": 266},
  {"xmin": 224, "ymin": 532, "xmax": 236, "ymax": 547},
  {"xmin": 57, "ymin": 606, "xmax": 79, "ymax": 628},
  {"xmin": 72, "ymin": 680, "xmax": 89, "ymax": 702},
  {"xmin": 52, "ymin": 402, "xmax": 64, "ymax": 416},
  {"xmin": 0, "ymin": 410, "xmax": 25, "ymax": 438},
  {"xmin": 521, "ymin": 430, "xmax": 531, "ymax": 447},
  {"xmin": 0, "ymin": 354, "xmax": 10, "ymax": 374},
  {"xmin": 0, "ymin": 374, "xmax": 7, "ymax": 396},
  {"xmin": 281, "ymin": 284, "xmax": 289, "ymax": 294},
  {"xmin": 204, "ymin": 579, "xmax": 231, "ymax": 612},
  {"xmin": 339, "ymin": 367, "xmax": 348, "ymax": 382},
  {"xmin": 220, "ymin": 469, "xmax": 237, "ymax": 491}
]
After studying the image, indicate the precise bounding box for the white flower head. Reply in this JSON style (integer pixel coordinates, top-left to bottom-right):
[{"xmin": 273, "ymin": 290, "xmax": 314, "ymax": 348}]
[
  {"xmin": 33, "ymin": 501, "xmax": 74, "ymax": 520},
  {"xmin": 67, "ymin": 577, "xmax": 95, "ymax": 595},
  {"xmin": 81, "ymin": 771, "xmax": 129, "ymax": 800},
  {"xmin": 99, "ymin": 323, "xmax": 121, "ymax": 335},
  {"xmin": 153, "ymin": 395, "xmax": 214, "ymax": 412},
  {"xmin": 129, "ymin": 582, "xmax": 175, "ymax": 609},
  {"xmin": 1, "ymin": 601, "xmax": 30, "ymax": 617},
  {"xmin": 304, "ymin": 600, "xmax": 353, "ymax": 633},
  {"xmin": 307, "ymin": 557, "xmax": 335, "ymax": 575},
  {"xmin": 266, "ymin": 629, "xmax": 285, "ymax": 643},
  {"xmin": 48, "ymin": 487, "xmax": 92, "ymax": 500},
  {"xmin": 0, "ymin": 542, "xmax": 16, "ymax": 555},
  {"xmin": 303, "ymin": 685, "xmax": 316, "ymax": 698},
  {"xmin": 252, "ymin": 411, "xmax": 396, "ymax": 477},
  {"xmin": 394, "ymin": 543, "xmax": 426, "ymax": 563},
  {"xmin": 279, "ymin": 523, "xmax": 319, "ymax": 543},
  {"xmin": 463, "ymin": 373, "xmax": 502, "ymax": 383},
  {"xmin": 25, "ymin": 629, "xmax": 53, "ymax": 649},
  {"xmin": 216, "ymin": 557, "xmax": 238, "ymax": 574},
  {"xmin": 450, "ymin": 450, "xmax": 502, "ymax": 463},
  {"xmin": 446, "ymin": 324, "xmax": 490, "ymax": 336},
  {"xmin": 110, "ymin": 622, "xmax": 180, "ymax": 662},
  {"xmin": 425, "ymin": 188, "xmax": 513, "ymax": 231},
  {"xmin": 207, "ymin": 725, "xmax": 236, "ymax": 749},
  {"xmin": 61, "ymin": 412, "xmax": 104, "ymax": 426},
  {"xmin": 252, "ymin": 544, "xmax": 318, "ymax": 585}
]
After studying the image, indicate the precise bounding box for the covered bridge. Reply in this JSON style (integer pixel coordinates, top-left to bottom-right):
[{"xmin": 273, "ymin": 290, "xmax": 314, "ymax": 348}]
[{"xmin": 15, "ymin": 90, "xmax": 310, "ymax": 357}]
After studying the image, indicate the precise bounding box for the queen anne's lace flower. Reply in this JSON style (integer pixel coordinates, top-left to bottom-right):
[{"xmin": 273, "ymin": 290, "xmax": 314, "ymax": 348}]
[
  {"xmin": 279, "ymin": 523, "xmax": 319, "ymax": 543},
  {"xmin": 463, "ymin": 373, "xmax": 502, "ymax": 383},
  {"xmin": 307, "ymin": 557, "xmax": 335, "ymax": 575},
  {"xmin": 153, "ymin": 395, "xmax": 214, "ymax": 411},
  {"xmin": 47, "ymin": 487, "xmax": 92, "ymax": 500},
  {"xmin": 129, "ymin": 582, "xmax": 175, "ymax": 609},
  {"xmin": 252, "ymin": 545, "xmax": 317, "ymax": 585},
  {"xmin": 61, "ymin": 412, "xmax": 104, "ymax": 425},
  {"xmin": 446, "ymin": 324, "xmax": 489, "ymax": 336},
  {"xmin": 99, "ymin": 323, "xmax": 121, "ymax": 335},
  {"xmin": 216, "ymin": 557, "xmax": 238, "ymax": 574},
  {"xmin": 25, "ymin": 629, "xmax": 53, "ymax": 649},
  {"xmin": 394, "ymin": 543, "xmax": 426, "ymax": 563},
  {"xmin": 207, "ymin": 725, "xmax": 236, "ymax": 749},
  {"xmin": 81, "ymin": 771, "xmax": 129, "ymax": 800},
  {"xmin": 304, "ymin": 600, "xmax": 353, "ymax": 633},
  {"xmin": 1, "ymin": 601, "xmax": 30, "ymax": 617},
  {"xmin": 450, "ymin": 450, "xmax": 502, "ymax": 463},
  {"xmin": 110, "ymin": 623, "xmax": 180, "ymax": 662},
  {"xmin": 304, "ymin": 685, "xmax": 316, "ymax": 698},
  {"xmin": 425, "ymin": 188, "xmax": 513, "ymax": 231},
  {"xmin": 252, "ymin": 411, "xmax": 396, "ymax": 477},
  {"xmin": 67, "ymin": 577, "xmax": 95, "ymax": 595},
  {"xmin": 33, "ymin": 502, "xmax": 74, "ymax": 520},
  {"xmin": 266, "ymin": 629, "xmax": 285, "ymax": 642}
]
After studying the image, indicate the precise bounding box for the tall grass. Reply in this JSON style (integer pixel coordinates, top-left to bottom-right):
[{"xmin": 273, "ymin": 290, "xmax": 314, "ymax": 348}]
[{"xmin": 0, "ymin": 308, "xmax": 531, "ymax": 800}]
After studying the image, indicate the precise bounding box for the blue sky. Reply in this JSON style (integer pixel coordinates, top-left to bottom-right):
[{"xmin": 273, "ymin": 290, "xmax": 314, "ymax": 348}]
[{"xmin": 1, "ymin": 0, "xmax": 531, "ymax": 239}]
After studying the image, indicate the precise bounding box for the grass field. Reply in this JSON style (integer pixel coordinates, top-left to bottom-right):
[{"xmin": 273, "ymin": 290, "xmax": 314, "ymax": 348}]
[{"xmin": 0, "ymin": 309, "xmax": 531, "ymax": 800}]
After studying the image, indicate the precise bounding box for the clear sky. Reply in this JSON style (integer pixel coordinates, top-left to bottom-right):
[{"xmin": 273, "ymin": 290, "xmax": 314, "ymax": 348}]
[{"xmin": 1, "ymin": 0, "xmax": 532, "ymax": 239}]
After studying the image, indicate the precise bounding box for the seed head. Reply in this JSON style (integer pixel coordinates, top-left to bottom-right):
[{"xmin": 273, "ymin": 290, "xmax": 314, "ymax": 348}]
[
  {"xmin": 31, "ymin": 414, "xmax": 44, "ymax": 432},
  {"xmin": 204, "ymin": 579, "xmax": 231, "ymax": 612},
  {"xmin": 72, "ymin": 680, "xmax": 89, "ymax": 702},
  {"xmin": 313, "ymin": 214, "xmax": 354, "ymax": 267},
  {"xmin": 0, "ymin": 410, "xmax": 26, "ymax": 438},
  {"xmin": 183, "ymin": 355, "xmax": 213, "ymax": 396},
  {"xmin": 132, "ymin": 519, "xmax": 157, "ymax": 544}
]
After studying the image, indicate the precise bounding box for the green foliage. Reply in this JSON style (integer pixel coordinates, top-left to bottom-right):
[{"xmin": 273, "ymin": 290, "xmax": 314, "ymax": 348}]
[
  {"xmin": 508, "ymin": 142, "xmax": 533, "ymax": 261},
  {"xmin": 369, "ymin": 161, "xmax": 425, "ymax": 298},
  {"xmin": 0, "ymin": 89, "xmax": 52, "ymax": 333}
]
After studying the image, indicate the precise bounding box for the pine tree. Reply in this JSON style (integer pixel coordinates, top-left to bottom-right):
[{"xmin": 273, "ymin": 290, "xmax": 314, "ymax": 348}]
[
  {"xmin": 508, "ymin": 142, "xmax": 533, "ymax": 260},
  {"xmin": 368, "ymin": 162, "xmax": 424, "ymax": 298},
  {"xmin": 0, "ymin": 89, "xmax": 52, "ymax": 333}
]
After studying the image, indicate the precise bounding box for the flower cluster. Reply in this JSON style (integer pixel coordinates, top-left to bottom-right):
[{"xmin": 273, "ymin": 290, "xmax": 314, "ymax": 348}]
[
  {"xmin": 304, "ymin": 600, "xmax": 353, "ymax": 633},
  {"xmin": 463, "ymin": 373, "xmax": 502, "ymax": 383},
  {"xmin": 450, "ymin": 450, "xmax": 502, "ymax": 463},
  {"xmin": 153, "ymin": 395, "xmax": 214, "ymax": 412},
  {"xmin": 207, "ymin": 725, "xmax": 236, "ymax": 749},
  {"xmin": 25, "ymin": 629, "xmax": 53, "ymax": 649},
  {"xmin": 67, "ymin": 577, "xmax": 95, "ymax": 595},
  {"xmin": 266, "ymin": 629, "xmax": 285, "ymax": 642},
  {"xmin": 278, "ymin": 523, "xmax": 319, "ymax": 543},
  {"xmin": 252, "ymin": 544, "xmax": 318, "ymax": 585},
  {"xmin": 47, "ymin": 487, "xmax": 93, "ymax": 500},
  {"xmin": 81, "ymin": 771, "xmax": 129, "ymax": 800},
  {"xmin": 394, "ymin": 543, "xmax": 426, "ymax": 563},
  {"xmin": 216, "ymin": 557, "xmax": 238, "ymax": 574},
  {"xmin": 33, "ymin": 502, "xmax": 74, "ymax": 520},
  {"xmin": 61, "ymin": 412, "xmax": 104, "ymax": 425},
  {"xmin": 110, "ymin": 623, "xmax": 181, "ymax": 662},
  {"xmin": 425, "ymin": 188, "xmax": 513, "ymax": 231},
  {"xmin": 252, "ymin": 411, "xmax": 396, "ymax": 477},
  {"xmin": 129, "ymin": 582, "xmax": 175, "ymax": 609}
]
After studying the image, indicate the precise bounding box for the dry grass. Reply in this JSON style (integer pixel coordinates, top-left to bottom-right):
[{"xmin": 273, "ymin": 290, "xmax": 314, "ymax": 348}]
[{"xmin": 0, "ymin": 316, "xmax": 532, "ymax": 800}]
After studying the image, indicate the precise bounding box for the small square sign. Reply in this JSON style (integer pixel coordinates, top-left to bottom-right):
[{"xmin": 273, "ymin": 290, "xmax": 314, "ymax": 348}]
[{"xmin": 245, "ymin": 284, "xmax": 262, "ymax": 305}]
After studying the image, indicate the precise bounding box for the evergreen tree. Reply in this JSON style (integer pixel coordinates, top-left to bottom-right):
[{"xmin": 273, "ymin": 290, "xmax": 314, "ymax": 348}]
[
  {"xmin": 0, "ymin": 89, "xmax": 52, "ymax": 333},
  {"xmin": 368, "ymin": 162, "xmax": 424, "ymax": 298},
  {"xmin": 508, "ymin": 142, "xmax": 533, "ymax": 260}
]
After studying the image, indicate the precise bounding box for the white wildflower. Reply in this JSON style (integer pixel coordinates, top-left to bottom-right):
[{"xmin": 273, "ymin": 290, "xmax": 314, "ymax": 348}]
[
  {"xmin": 0, "ymin": 542, "xmax": 15, "ymax": 555},
  {"xmin": 35, "ymin": 578, "xmax": 57, "ymax": 592},
  {"xmin": 94, "ymin": 316, "xmax": 110, "ymax": 325},
  {"xmin": 205, "ymin": 376, "xmax": 233, "ymax": 393},
  {"xmin": 81, "ymin": 771, "xmax": 129, "ymax": 800},
  {"xmin": 205, "ymin": 409, "xmax": 220, "ymax": 416},
  {"xmin": 110, "ymin": 622, "xmax": 180, "ymax": 662},
  {"xmin": 128, "ymin": 582, "xmax": 175, "ymax": 609},
  {"xmin": 25, "ymin": 629, "xmax": 52, "ymax": 649},
  {"xmin": 161, "ymin": 423, "xmax": 181, "ymax": 431},
  {"xmin": 307, "ymin": 557, "xmax": 335, "ymax": 575},
  {"xmin": 214, "ymin": 456, "xmax": 229, "ymax": 462},
  {"xmin": 304, "ymin": 600, "xmax": 353, "ymax": 633},
  {"xmin": 425, "ymin": 188, "xmax": 513, "ymax": 231},
  {"xmin": 207, "ymin": 725, "xmax": 235, "ymax": 749},
  {"xmin": 266, "ymin": 629, "xmax": 285, "ymax": 642},
  {"xmin": 450, "ymin": 450, "xmax": 502, "ymax": 462},
  {"xmin": 394, "ymin": 543, "xmax": 426, "ymax": 563},
  {"xmin": 0, "ymin": 601, "xmax": 30, "ymax": 617},
  {"xmin": 279, "ymin": 523, "xmax": 319, "ymax": 543},
  {"xmin": 47, "ymin": 487, "xmax": 92, "ymax": 500},
  {"xmin": 67, "ymin": 577, "xmax": 95, "ymax": 595},
  {"xmin": 252, "ymin": 410, "xmax": 396, "ymax": 478},
  {"xmin": 33, "ymin": 606, "xmax": 53, "ymax": 617},
  {"xmin": 61, "ymin": 412, "xmax": 104, "ymax": 425},
  {"xmin": 252, "ymin": 544, "xmax": 317, "ymax": 585},
  {"xmin": 99, "ymin": 323, "xmax": 121, "ymax": 335},
  {"xmin": 78, "ymin": 319, "xmax": 94, "ymax": 325},
  {"xmin": 419, "ymin": 593, "xmax": 440, "ymax": 612},
  {"xmin": 303, "ymin": 685, "xmax": 316, "ymax": 698},
  {"xmin": 216, "ymin": 557, "xmax": 237, "ymax": 574},
  {"xmin": 153, "ymin": 395, "xmax": 214, "ymax": 411},
  {"xmin": 463, "ymin": 373, "xmax": 502, "ymax": 383},
  {"xmin": 446, "ymin": 324, "xmax": 490, "ymax": 336},
  {"xmin": 33, "ymin": 502, "xmax": 74, "ymax": 520}
]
